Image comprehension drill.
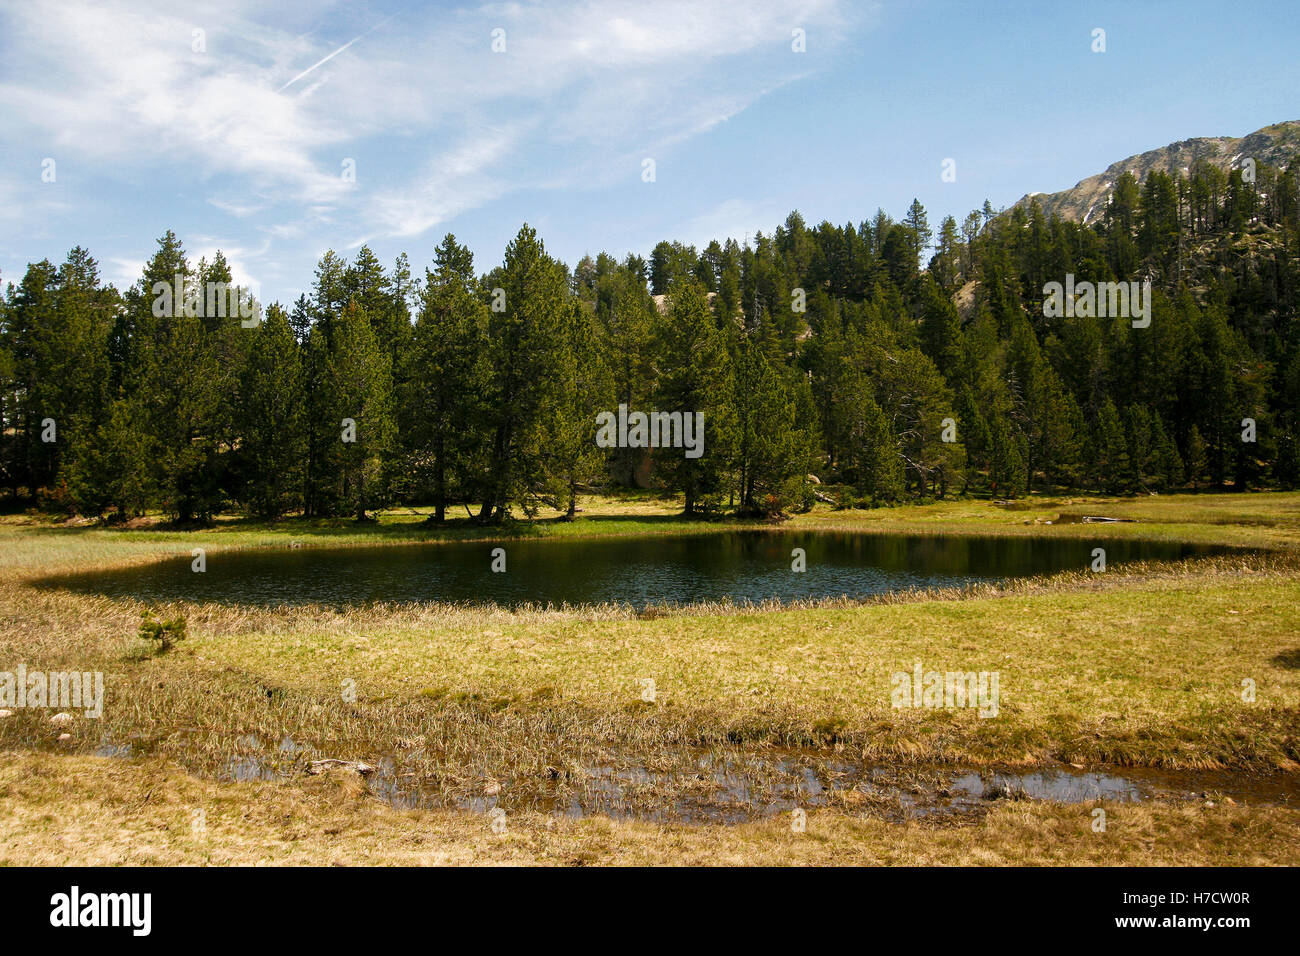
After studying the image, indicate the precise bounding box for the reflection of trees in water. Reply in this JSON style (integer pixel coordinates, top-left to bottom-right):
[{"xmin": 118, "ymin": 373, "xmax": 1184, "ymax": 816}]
[{"xmin": 52, "ymin": 532, "xmax": 1223, "ymax": 609}]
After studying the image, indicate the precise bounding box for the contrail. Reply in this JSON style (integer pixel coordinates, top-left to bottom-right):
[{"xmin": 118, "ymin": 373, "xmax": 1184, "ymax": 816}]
[{"xmin": 278, "ymin": 14, "xmax": 395, "ymax": 92}]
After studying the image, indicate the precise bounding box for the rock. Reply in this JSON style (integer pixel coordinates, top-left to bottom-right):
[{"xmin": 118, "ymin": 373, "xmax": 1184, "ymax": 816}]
[
  {"xmin": 0, "ymin": 709, "xmax": 13, "ymax": 718},
  {"xmin": 306, "ymin": 758, "xmax": 375, "ymax": 776},
  {"xmin": 484, "ymin": 780, "xmax": 501, "ymax": 796},
  {"xmin": 57, "ymin": 733, "xmax": 72, "ymax": 742},
  {"xmin": 49, "ymin": 712, "xmax": 74, "ymax": 727}
]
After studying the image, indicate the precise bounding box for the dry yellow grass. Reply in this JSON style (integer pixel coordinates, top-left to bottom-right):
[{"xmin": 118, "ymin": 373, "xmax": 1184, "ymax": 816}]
[
  {"xmin": 2, "ymin": 491, "xmax": 1299, "ymax": 865},
  {"xmin": 2, "ymin": 752, "xmax": 1295, "ymax": 866}
]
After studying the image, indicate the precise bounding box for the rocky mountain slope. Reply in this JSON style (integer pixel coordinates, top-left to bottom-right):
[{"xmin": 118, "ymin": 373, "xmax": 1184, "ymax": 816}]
[{"xmin": 1013, "ymin": 120, "xmax": 1300, "ymax": 224}]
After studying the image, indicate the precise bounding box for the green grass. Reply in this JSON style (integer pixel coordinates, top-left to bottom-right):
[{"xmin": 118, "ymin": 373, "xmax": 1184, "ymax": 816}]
[{"xmin": 7, "ymin": 489, "xmax": 1300, "ymax": 574}]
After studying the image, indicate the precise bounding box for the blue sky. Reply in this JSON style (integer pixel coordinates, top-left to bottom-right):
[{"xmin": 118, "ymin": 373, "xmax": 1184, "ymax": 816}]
[{"xmin": 2, "ymin": 0, "xmax": 1297, "ymax": 306}]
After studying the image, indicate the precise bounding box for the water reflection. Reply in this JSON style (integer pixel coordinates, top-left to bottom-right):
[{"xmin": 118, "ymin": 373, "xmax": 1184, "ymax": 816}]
[{"xmin": 40, "ymin": 531, "xmax": 1230, "ymax": 609}]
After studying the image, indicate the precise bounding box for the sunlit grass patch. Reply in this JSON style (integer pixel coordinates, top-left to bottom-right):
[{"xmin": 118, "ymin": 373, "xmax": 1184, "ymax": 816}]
[{"xmin": 2, "ymin": 491, "xmax": 1299, "ymax": 863}]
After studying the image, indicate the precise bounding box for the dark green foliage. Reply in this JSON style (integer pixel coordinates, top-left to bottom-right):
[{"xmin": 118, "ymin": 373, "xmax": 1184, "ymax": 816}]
[
  {"xmin": 3, "ymin": 150, "xmax": 1298, "ymax": 520},
  {"xmin": 138, "ymin": 613, "xmax": 187, "ymax": 653},
  {"xmin": 401, "ymin": 234, "xmax": 491, "ymax": 522},
  {"xmin": 652, "ymin": 281, "xmax": 735, "ymax": 515},
  {"xmin": 237, "ymin": 304, "xmax": 305, "ymax": 519}
]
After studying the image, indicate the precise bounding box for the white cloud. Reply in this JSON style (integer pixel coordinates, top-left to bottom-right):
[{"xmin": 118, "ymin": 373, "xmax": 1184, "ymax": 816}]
[
  {"xmin": 106, "ymin": 257, "xmax": 147, "ymax": 290},
  {"xmin": 356, "ymin": 125, "xmax": 529, "ymax": 244},
  {"xmin": 208, "ymin": 198, "xmax": 264, "ymax": 218},
  {"xmin": 0, "ymin": 0, "xmax": 860, "ymax": 294}
]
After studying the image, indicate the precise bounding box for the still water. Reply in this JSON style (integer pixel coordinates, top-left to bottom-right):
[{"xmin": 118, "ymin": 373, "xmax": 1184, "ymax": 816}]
[{"xmin": 41, "ymin": 531, "xmax": 1230, "ymax": 609}]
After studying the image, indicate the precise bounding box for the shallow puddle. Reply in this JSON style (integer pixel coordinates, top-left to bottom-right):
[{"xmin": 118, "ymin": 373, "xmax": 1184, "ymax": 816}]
[
  {"xmin": 361, "ymin": 750, "xmax": 1300, "ymax": 825},
  {"xmin": 59, "ymin": 733, "xmax": 1300, "ymax": 825}
]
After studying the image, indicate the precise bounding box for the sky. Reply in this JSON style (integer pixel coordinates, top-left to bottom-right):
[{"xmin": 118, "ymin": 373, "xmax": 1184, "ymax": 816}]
[{"xmin": 1, "ymin": 0, "xmax": 1298, "ymax": 307}]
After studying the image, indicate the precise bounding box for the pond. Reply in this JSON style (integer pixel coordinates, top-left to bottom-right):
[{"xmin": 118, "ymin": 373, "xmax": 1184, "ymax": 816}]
[{"xmin": 40, "ymin": 531, "xmax": 1232, "ymax": 609}]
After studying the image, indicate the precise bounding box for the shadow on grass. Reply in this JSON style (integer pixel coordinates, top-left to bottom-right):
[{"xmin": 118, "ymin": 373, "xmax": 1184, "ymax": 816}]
[
  {"xmin": 13, "ymin": 507, "xmax": 751, "ymax": 543},
  {"xmin": 1271, "ymin": 648, "xmax": 1300, "ymax": 670}
]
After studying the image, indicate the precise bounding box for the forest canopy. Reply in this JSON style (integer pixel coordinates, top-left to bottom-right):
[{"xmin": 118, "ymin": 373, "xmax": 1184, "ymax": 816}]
[{"xmin": 2, "ymin": 155, "xmax": 1298, "ymax": 523}]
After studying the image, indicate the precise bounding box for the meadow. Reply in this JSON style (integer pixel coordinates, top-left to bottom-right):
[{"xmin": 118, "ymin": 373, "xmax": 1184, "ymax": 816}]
[{"xmin": 1, "ymin": 492, "xmax": 1298, "ymax": 866}]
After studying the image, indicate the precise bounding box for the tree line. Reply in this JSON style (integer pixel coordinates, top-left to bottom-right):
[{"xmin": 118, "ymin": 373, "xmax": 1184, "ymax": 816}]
[{"xmin": 2, "ymin": 153, "xmax": 1298, "ymax": 523}]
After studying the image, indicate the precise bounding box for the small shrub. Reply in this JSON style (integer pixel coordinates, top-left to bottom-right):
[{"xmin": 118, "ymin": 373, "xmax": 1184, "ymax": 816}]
[{"xmin": 138, "ymin": 613, "xmax": 187, "ymax": 653}]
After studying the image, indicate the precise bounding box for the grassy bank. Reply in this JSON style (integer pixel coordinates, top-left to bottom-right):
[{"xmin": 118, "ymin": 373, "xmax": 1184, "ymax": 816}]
[
  {"xmin": 3, "ymin": 751, "xmax": 1294, "ymax": 866},
  {"xmin": 1, "ymin": 492, "xmax": 1298, "ymax": 865},
  {"xmin": 6, "ymin": 490, "xmax": 1300, "ymax": 573}
]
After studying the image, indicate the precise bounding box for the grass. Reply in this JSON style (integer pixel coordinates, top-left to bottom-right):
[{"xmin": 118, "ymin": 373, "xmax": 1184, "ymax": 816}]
[
  {"xmin": 1, "ymin": 491, "xmax": 1298, "ymax": 865},
  {"xmin": 2, "ymin": 751, "xmax": 1294, "ymax": 866}
]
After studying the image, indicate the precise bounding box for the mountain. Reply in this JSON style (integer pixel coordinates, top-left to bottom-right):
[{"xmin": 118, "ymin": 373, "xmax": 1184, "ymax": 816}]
[{"xmin": 1013, "ymin": 120, "xmax": 1300, "ymax": 224}]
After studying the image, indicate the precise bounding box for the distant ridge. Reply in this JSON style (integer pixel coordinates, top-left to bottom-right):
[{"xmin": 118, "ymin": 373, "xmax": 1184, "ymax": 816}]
[{"xmin": 1013, "ymin": 120, "xmax": 1300, "ymax": 224}]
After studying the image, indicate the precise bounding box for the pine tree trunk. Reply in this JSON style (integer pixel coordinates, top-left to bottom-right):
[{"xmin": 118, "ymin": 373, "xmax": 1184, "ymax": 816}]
[{"xmin": 433, "ymin": 434, "xmax": 446, "ymax": 523}]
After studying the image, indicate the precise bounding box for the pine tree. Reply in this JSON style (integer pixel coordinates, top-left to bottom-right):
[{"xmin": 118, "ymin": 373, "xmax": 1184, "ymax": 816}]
[
  {"xmin": 119, "ymin": 233, "xmax": 230, "ymax": 522},
  {"xmin": 332, "ymin": 302, "xmax": 395, "ymax": 521},
  {"xmin": 1152, "ymin": 413, "xmax": 1184, "ymax": 489},
  {"xmin": 545, "ymin": 301, "xmax": 612, "ymax": 518},
  {"xmin": 1040, "ymin": 372, "xmax": 1086, "ymax": 488},
  {"xmin": 1184, "ymin": 425, "xmax": 1208, "ymax": 492},
  {"xmin": 302, "ymin": 324, "xmax": 341, "ymax": 517},
  {"xmin": 931, "ymin": 215, "xmax": 961, "ymax": 290},
  {"xmin": 1126, "ymin": 405, "xmax": 1156, "ymax": 491},
  {"xmin": 988, "ymin": 414, "xmax": 1027, "ymax": 498},
  {"xmin": 653, "ymin": 280, "xmax": 735, "ymax": 515},
  {"xmin": 732, "ymin": 328, "xmax": 807, "ymax": 515},
  {"xmin": 954, "ymin": 384, "xmax": 991, "ymax": 490},
  {"xmin": 402, "ymin": 234, "xmax": 491, "ymax": 522},
  {"xmin": 875, "ymin": 348, "xmax": 956, "ymax": 499},
  {"xmin": 842, "ymin": 371, "xmax": 902, "ymax": 506},
  {"xmin": 345, "ymin": 246, "xmax": 410, "ymax": 366},
  {"xmin": 903, "ymin": 198, "xmax": 933, "ymax": 272},
  {"xmin": 237, "ymin": 304, "xmax": 305, "ymax": 519},
  {"xmin": 311, "ymin": 250, "xmax": 349, "ymax": 343},
  {"xmin": 1274, "ymin": 426, "xmax": 1299, "ymax": 490},
  {"xmin": 1093, "ymin": 399, "xmax": 1132, "ymax": 493},
  {"xmin": 598, "ymin": 275, "xmax": 656, "ymax": 486},
  {"xmin": 3, "ymin": 249, "xmax": 117, "ymax": 509},
  {"xmin": 5, "ymin": 258, "xmax": 60, "ymax": 495},
  {"xmin": 56, "ymin": 251, "xmax": 118, "ymax": 515},
  {"xmin": 478, "ymin": 225, "xmax": 570, "ymax": 521},
  {"xmin": 918, "ymin": 276, "xmax": 966, "ymax": 383},
  {"xmin": 0, "ymin": 336, "xmax": 15, "ymax": 498}
]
